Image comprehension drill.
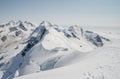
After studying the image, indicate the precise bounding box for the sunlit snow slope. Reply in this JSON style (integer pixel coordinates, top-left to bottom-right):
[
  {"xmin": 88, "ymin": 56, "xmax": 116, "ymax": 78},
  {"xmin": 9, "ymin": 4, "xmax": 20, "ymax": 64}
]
[{"xmin": 0, "ymin": 21, "xmax": 118, "ymax": 79}]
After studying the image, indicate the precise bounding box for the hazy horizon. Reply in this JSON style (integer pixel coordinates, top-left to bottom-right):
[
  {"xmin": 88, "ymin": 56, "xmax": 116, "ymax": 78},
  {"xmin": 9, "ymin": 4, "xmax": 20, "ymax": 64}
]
[{"xmin": 0, "ymin": 0, "xmax": 120, "ymax": 27}]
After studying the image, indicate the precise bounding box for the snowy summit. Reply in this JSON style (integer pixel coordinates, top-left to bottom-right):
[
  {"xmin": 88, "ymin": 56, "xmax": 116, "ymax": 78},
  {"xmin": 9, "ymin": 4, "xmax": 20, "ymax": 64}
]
[{"xmin": 0, "ymin": 21, "xmax": 120, "ymax": 79}]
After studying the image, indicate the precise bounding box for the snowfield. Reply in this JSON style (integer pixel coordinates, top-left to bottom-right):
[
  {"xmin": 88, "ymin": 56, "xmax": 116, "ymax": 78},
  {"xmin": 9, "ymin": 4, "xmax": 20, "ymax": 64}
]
[
  {"xmin": 15, "ymin": 35, "xmax": 120, "ymax": 79},
  {"xmin": 0, "ymin": 21, "xmax": 120, "ymax": 79}
]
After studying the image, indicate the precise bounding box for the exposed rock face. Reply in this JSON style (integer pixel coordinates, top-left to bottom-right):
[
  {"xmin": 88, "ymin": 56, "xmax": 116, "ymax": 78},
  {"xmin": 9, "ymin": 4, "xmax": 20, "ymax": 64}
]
[
  {"xmin": 85, "ymin": 31, "xmax": 103, "ymax": 47},
  {"xmin": 18, "ymin": 23, "xmax": 27, "ymax": 31},
  {"xmin": 63, "ymin": 25, "xmax": 83, "ymax": 40},
  {"xmin": 0, "ymin": 25, "xmax": 5, "ymax": 28},
  {"xmin": 29, "ymin": 21, "xmax": 51, "ymax": 42},
  {"xmin": 9, "ymin": 27, "xmax": 18, "ymax": 32},
  {"xmin": 1, "ymin": 35, "xmax": 7, "ymax": 42},
  {"xmin": 0, "ymin": 20, "xmax": 35, "ymax": 46},
  {"xmin": 92, "ymin": 35, "xmax": 103, "ymax": 46},
  {"xmin": 15, "ymin": 31, "xmax": 22, "ymax": 36}
]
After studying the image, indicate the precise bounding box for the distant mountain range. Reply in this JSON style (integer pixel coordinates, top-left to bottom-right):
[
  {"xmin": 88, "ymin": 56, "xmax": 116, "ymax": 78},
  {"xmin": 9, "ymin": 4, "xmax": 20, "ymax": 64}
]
[{"xmin": 0, "ymin": 21, "xmax": 112, "ymax": 79}]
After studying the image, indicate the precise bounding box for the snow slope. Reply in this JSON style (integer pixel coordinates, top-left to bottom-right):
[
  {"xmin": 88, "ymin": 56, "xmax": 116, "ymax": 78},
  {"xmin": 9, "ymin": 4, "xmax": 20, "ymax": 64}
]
[
  {"xmin": 15, "ymin": 27, "xmax": 120, "ymax": 79},
  {"xmin": 0, "ymin": 20, "xmax": 36, "ymax": 78},
  {"xmin": 0, "ymin": 21, "xmax": 114, "ymax": 79},
  {"xmin": 16, "ymin": 21, "xmax": 106, "ymax": 77}
]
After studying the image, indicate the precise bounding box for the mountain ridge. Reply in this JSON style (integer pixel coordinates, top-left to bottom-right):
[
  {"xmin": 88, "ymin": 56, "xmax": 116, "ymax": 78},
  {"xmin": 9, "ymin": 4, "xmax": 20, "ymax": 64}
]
[{"xmin": 0, "ymin": 20, "xmax": 111, "ymax": 79}]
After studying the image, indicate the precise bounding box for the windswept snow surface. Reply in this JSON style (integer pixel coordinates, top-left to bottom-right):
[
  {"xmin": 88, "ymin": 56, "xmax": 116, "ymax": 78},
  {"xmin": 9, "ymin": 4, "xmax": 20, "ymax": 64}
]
[
  {"xmin": 15, "ymin": 27, "xmax": 120, "ymax": 79},
  {"xmin": 0, "ymin": 21, "xmax": 120, "ymax": 79}
]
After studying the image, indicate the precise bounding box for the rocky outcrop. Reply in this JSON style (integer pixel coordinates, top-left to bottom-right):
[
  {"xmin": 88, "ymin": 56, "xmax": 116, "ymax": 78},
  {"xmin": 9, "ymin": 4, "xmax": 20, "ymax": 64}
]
[{"xmin": 85, "ymin": 31, "xmax": 103, "ymax": 47}]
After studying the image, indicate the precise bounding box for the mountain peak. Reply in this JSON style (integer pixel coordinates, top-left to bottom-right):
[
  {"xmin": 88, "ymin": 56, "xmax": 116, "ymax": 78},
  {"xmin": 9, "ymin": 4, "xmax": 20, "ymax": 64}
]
[
  {"xmin": 9, "ymin": 20, "xmax": 15, "ymax": 24},
  {"xmin": 5, "ymin": 20, "xmax": 15, "ymax": 26},
  {"xmin": 39, "ymin": 21, "xmax": 52, "ymax": 30},
  {"xmin": 28, "ymin": 21, "xmax": 52, "ymax": 42}
]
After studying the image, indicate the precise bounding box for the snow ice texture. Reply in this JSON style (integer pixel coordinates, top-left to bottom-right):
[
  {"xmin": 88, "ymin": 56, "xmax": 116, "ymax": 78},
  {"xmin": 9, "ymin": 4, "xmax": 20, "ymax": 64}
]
[{"xmin": 0, "ymin": 21, "xmax": 120, "ymax": 79}]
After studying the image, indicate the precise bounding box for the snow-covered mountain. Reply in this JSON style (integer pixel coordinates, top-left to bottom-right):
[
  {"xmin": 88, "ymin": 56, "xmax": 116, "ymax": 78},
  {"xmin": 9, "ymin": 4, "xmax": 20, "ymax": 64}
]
[
  {"xmin": 0, "ymin": 20, "xmax": 35, "ymax": 53},
  {"xmin": 0, "ymin": 21, "xmax": 118, "ymax": 79},
  {"xmin": 0, "ymin": 20, "xmax": 36, "ymax": 78}
]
